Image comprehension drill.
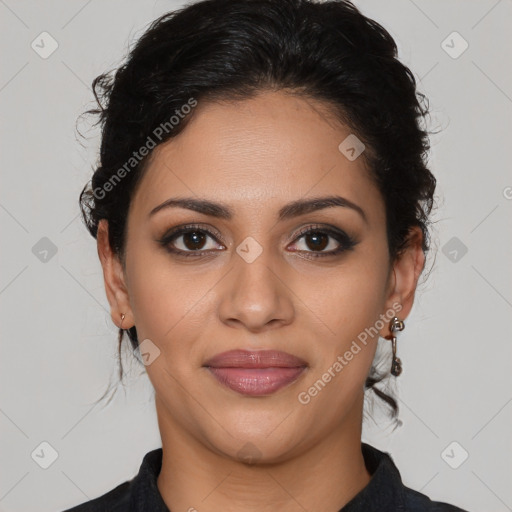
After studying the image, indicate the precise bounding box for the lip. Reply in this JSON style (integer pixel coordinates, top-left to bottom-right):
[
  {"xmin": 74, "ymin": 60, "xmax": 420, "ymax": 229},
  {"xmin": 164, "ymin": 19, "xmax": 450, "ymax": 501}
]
[{"xmin": 203, "ymin": 350, "xmax": 308, "ymax": 396}]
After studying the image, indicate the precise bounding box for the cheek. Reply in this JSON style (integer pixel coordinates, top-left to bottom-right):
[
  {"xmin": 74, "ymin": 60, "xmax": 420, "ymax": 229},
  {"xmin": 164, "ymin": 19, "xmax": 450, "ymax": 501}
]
[
  {"xmin": 294, "ymin": 246, "xmax": 390, "ymax": 400},
  {"xmin": 124, "ymin": 242, "xmax": 178, "ymax": 341},
  {"xmin": 300, "ymin": 249, "xmax": 389, "ymax": 344},
  {"xmin": 293, "ymin": 266, "xmax": 389, "ymax": 425},
  {"xmin": 124, "ymin": 244, "xmax": 219, "ymax": 360}
]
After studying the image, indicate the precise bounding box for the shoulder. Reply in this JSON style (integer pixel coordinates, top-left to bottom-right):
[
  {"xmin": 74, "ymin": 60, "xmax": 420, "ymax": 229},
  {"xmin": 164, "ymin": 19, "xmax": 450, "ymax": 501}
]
[
  {"xmin": 403, "ymin": 485, "xmax": 469, "ymax": 511},
  {"xmin": 359, "ymin": 442, "xmax": 470, "ymax": 512},
  {"xmin": 59, "ymin": 448, "xmax": 167, "ymax": 512},
  {"xmin": 60, "ymin": 480, "xmax": 131, "ymax": 511}
]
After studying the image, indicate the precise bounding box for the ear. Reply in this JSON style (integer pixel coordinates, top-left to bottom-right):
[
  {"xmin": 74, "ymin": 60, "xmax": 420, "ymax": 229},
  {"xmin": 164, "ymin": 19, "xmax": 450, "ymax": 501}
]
[
  {"xmin": 97, "ymin": 219, "xmax": 134, "ymax": 329},
  {"xmin": 379, "ymin": 226, "xmax": 425, "ymax": 338}
]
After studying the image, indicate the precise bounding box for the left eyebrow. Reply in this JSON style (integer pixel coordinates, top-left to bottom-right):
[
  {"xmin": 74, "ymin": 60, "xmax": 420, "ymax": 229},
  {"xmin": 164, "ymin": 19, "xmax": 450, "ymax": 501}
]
[
  {"xmin": 148, "ymin": 195, "xmax": 368, "ymax": 224},
  {"xmin": 278, "ymin": 195, "xmax": 368, "ymax": 224}
]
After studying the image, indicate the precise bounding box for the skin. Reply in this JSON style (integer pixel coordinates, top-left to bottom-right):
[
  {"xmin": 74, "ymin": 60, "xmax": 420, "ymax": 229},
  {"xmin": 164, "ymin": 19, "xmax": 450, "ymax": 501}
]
[{"xmin": 97, "ymin": 90, "xmax": 425, "ymax": 512}]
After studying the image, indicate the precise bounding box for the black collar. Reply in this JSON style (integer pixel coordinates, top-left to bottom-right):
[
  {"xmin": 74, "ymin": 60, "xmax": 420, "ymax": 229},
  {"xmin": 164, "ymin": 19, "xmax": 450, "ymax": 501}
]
[{"xmin": 341, "ymin": 442, "xmax": 406, "ymax": 511}]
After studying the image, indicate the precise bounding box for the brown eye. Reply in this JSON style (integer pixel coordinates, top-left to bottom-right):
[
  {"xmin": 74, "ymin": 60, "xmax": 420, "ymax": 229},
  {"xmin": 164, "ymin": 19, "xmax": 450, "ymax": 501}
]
[
  {"xmin": 181, "ymin": 231, "xmax": 208, "ymax": 250},
  {"xmin": 289, "ymin": 225, "xmax": 358, "ymax": 258},
  {"xmin": 158, "ymin": 224, "xmax": 225, "ymax": 257},
  {"xmin": 303, "ymin": 232, "xmax": 329, "ymax": 252}
]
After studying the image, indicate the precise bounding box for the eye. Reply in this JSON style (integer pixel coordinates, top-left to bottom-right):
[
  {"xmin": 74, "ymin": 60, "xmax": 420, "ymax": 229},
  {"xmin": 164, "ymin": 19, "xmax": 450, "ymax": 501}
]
[
  {"xmin": 158, "ymin": 224, "xmax": 225, "ymax": 257},
  {"xmin": 288, "ymin": 225, "xmax": 357, "ymax": 258},
  {"xmin": 158, "ymin": 223, "xmax": 357, "ymax": 260}
]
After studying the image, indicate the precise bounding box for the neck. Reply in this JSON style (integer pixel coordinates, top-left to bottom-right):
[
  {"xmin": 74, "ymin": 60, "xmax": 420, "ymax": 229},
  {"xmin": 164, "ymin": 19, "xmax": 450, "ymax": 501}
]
[{"xmin": 156, "ymin": 393, "xmax": 371, "ymax": 512}]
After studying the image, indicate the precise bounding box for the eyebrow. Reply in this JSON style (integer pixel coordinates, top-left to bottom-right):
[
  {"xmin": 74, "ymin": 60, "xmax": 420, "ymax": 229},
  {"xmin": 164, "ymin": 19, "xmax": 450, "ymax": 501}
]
[{"xmin": 149, "ymin": 195, "xmax": 368, "ymax": 224}]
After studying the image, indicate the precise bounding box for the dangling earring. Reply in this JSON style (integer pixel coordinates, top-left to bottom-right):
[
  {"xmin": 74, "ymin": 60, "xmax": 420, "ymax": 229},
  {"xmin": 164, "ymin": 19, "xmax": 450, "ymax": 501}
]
[{"xmin": 388, "ymin": 316, "xmax": 404, "ymax": 376}]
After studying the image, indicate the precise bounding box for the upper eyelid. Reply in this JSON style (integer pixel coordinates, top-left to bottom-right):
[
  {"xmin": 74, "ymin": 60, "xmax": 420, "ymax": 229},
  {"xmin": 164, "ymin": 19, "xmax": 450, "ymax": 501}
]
[{"xmin": 164, "ymin": 224, "xmax": 225, "ymax": 242}]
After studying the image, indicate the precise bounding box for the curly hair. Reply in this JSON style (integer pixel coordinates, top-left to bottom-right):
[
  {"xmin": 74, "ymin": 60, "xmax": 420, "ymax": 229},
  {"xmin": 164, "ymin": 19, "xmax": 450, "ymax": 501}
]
[{"xmin": 79, "ymin": 0, "xmax": 437, "ymax": 420}]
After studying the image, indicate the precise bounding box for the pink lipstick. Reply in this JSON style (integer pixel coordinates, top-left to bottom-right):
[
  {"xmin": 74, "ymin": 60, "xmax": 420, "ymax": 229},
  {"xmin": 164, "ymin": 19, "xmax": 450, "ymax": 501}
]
[{"xmin": 203, "ymin": 349, "xmax": 307, "ymax": 396}]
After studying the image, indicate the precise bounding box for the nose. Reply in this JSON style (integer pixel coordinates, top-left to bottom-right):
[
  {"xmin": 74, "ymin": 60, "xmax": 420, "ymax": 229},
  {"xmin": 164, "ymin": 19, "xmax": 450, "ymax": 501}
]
[{"xmin": 217, "ymin": 250, "xmax": 295, "ymax": 333}]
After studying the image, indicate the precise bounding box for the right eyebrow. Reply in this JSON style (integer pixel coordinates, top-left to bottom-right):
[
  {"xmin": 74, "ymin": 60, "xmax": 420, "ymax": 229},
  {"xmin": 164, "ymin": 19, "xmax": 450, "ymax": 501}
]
[{"xmin": 149, "ymin": 198, "xmax": 233, "ymax": 219}]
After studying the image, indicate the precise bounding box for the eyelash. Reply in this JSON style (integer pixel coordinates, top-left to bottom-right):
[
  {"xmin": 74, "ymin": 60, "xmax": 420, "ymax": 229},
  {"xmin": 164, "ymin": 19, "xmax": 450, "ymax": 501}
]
[{"xmin": 158, "ymin": 223, "xmax": 357, "ymax": 260}]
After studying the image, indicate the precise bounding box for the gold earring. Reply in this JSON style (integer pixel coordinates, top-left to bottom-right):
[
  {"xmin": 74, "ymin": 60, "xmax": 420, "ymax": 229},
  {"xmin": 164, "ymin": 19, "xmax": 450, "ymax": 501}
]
[
  {"xmin": 120, "ymin": 313, "xmax": 126, "ymax": 328},
  {"xmin": 388, "ymin": 316, "xmax": 404, "ymax": 376}
]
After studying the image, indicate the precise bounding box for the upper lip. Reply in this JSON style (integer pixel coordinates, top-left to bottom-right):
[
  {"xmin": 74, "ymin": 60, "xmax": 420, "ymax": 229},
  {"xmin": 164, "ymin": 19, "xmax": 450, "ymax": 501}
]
[{"xmin": 203, "ymin": 349, "xmax": 308, "ymax": 368}]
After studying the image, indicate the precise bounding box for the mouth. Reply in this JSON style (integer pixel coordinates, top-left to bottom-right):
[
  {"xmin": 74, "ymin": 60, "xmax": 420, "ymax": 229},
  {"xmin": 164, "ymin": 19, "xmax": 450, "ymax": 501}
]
[{"xmin": 203, "ymin": 349, "xmax": 308, "ymax": 396}]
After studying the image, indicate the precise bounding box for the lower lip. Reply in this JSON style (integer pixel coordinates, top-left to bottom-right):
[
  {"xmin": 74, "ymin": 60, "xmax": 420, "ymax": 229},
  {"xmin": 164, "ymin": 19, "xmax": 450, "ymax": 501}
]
[{"xmin": 206, "ymin": 367, "xmax": 307, "ymax": 396}]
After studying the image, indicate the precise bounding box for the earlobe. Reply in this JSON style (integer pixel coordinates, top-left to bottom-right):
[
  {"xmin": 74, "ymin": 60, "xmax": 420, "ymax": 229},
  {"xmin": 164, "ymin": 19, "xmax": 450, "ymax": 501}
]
[
  {"xmin": 96, "ymin": 219, "xmax": 134, "ymax": 329},
  {"xmin": 382, "ymin": 226, "xmax": 425, "ymax": 332}
]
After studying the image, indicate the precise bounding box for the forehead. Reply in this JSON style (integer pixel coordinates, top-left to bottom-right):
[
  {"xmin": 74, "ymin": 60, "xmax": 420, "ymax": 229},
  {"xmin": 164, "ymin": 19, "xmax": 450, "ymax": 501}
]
[{"xmin": 131, "ymin": 90, "xmax": 382, "ymax": 221}]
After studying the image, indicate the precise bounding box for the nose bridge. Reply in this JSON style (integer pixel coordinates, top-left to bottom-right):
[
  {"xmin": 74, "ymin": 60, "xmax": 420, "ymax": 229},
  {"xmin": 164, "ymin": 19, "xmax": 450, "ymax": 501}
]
[{"xmin": 217, "ymin": 241, "xmax": 294, "ymax": 330}]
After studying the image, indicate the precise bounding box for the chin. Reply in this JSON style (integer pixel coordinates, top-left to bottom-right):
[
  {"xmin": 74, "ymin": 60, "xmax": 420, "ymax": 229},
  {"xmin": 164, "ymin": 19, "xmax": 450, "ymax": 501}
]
[
  {"xmin": 214, "ymin": 432, "xmax": 302, "ymax": 466},
  {"xmin": 195, "ymin": 406, "xmax": 309, "ymax": 464}
]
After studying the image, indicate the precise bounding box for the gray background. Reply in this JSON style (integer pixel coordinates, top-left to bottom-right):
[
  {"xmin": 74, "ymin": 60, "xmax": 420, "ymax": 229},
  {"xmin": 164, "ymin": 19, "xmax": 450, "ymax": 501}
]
[{"xmin": 1, "ymin": 1, "xmax": 511, "ymax": 511}]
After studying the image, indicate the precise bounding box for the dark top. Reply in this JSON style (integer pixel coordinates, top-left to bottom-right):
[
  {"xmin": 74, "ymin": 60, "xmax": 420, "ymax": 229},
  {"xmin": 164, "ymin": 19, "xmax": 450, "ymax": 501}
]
[{"xmin": 62, "ymin": 442, "xmax": 469, "ymax": 511}]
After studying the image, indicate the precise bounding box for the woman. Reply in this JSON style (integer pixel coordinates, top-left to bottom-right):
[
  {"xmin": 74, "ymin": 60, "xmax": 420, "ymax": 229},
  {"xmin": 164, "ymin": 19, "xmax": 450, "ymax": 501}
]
[{"xmin": 65, "ymin": 0, "xmax": 469, "ymax": 510}]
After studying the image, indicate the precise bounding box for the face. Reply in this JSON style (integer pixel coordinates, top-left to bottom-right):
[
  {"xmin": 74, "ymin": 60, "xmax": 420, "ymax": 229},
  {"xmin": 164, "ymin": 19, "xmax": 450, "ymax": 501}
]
[{"xmin": 98, "ymin": 90, "xmax": 422, "ymax": 463}]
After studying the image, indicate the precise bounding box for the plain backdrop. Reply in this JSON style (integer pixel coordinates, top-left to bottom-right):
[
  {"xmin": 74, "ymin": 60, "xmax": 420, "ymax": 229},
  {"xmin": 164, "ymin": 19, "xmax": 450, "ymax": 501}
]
[{"xmin": 1, "ymin": 1, "xmax": 511, "ymax": 511}]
